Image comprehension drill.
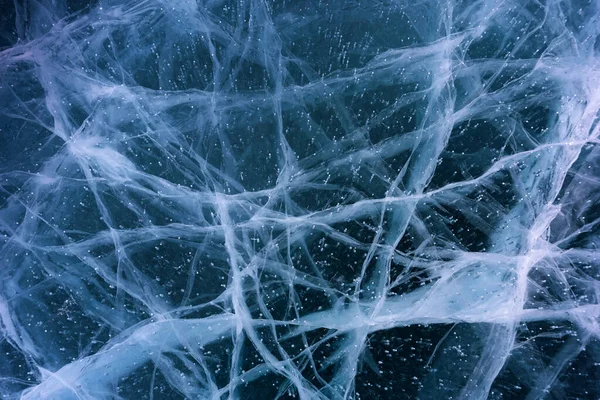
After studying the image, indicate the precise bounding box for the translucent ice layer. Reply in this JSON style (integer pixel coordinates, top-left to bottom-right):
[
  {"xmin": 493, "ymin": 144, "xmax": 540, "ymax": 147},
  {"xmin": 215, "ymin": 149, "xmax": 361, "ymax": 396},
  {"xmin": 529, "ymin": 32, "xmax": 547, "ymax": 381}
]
[{"xmin": 1, "ymin": 0, "xmax": 600, "ymax": 398}]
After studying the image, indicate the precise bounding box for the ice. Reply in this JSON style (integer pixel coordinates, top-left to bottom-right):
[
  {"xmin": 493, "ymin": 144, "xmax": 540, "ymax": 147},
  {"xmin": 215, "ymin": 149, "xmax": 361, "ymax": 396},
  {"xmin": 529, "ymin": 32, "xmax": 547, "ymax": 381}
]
[{"xmin": 1, "ymin": 0, "xmax": 600, "ymax": 398}]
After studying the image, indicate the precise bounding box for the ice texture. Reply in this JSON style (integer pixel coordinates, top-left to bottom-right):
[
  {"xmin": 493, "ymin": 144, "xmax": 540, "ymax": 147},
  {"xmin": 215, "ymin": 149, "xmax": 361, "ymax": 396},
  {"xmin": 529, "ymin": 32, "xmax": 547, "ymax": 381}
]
[{"xmin": 1, "ymin": 0, "xmax": 600, "ymax": 398}]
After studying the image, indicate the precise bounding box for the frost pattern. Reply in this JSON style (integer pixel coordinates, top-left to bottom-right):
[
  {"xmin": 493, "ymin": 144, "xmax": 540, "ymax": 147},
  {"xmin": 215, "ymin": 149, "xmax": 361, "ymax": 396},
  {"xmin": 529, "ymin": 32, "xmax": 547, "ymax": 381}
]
[{"xmin": 1, "ymin": 0, "xmax": 600, "ymax": 398}]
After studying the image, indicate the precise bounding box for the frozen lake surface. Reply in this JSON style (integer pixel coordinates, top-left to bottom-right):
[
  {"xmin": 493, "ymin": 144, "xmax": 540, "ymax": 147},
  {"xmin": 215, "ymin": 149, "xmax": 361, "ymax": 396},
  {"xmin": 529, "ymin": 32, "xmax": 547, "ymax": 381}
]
[{"xmin": 1, "ymin": 0, "xmax": 600, "ymax": 398}]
